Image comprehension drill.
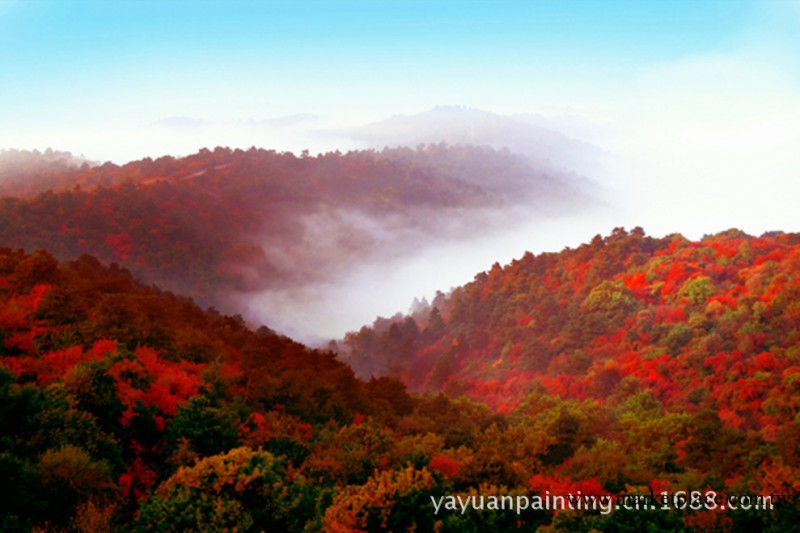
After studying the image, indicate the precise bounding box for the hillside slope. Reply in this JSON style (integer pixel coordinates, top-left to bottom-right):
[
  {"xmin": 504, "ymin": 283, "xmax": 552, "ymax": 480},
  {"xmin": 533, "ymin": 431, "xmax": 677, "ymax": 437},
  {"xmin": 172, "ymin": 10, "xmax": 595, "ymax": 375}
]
[
  {"xmin": 2, "ymin": 243, "xmax": 798, "ymax": 530},
  {"xmin": 0, "ymin": 247, "xmax": 416, "ymax": 530},
  {"xmin": 0, "ymin": 149, "xmax": 91, "ymax": 197},
  {"xmin": 340, "ymin": 228, "xmax": 800, "ymax": 429}
]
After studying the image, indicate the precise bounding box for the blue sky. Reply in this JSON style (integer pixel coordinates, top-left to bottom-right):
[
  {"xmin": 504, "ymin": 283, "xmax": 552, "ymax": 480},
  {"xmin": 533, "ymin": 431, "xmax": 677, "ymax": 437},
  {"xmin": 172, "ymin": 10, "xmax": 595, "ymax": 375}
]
[{"xmin": 0, "ymin": 0, "xmax": 770, "ymax": 144}]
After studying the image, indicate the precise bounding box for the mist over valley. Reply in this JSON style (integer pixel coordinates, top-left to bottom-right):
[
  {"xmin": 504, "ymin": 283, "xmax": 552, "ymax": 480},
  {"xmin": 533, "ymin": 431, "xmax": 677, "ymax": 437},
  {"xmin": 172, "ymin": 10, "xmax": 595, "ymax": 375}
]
[{"xmin": 0, "ymin": 116, "xmax": 605, "ymax": 341}]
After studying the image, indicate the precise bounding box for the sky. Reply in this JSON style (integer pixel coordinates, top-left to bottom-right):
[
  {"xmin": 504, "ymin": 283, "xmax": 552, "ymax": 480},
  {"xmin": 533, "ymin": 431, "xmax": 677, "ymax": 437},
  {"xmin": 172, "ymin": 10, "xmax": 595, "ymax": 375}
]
[
  {"xmin": 2, "ymin": 1, "xmax": 793, "ymax": 157},
  {"xmin": 1, "ymin": 0, "xmax": 799, "ymax": 338}
]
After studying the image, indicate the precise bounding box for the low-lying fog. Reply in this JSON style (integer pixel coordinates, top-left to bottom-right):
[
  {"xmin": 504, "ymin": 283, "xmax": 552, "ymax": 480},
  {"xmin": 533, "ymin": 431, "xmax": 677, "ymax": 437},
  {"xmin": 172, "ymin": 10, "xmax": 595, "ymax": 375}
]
[
  {"xmin": 236, "ymin": 91, "xmax": 800, "ymax": 344},
  {"xmin": 239, "ymin": 204, "xmax": 621, "ymax": 343}
]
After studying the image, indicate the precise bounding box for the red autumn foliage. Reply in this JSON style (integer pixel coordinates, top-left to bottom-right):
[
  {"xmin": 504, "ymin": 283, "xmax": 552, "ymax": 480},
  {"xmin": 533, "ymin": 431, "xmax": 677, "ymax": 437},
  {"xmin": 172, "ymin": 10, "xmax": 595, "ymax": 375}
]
[{"xmin": 428, "ymin": 455, "xmax": 461, "ymax": 478}]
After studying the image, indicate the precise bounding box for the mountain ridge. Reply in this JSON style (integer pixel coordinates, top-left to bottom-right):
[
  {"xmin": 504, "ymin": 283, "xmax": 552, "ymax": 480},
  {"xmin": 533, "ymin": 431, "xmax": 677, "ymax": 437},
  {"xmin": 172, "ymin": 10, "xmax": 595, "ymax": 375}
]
[
  {"xmin": 341, "ymin": 106, "xmax": 606, "ymax": 183},
  {"xmin": 338, "ymin": 227, "xmax": 800, "ymax": 429},
  {"xmin": 0, "ymin": 144, "xmax": 594, "ymax": 336}
]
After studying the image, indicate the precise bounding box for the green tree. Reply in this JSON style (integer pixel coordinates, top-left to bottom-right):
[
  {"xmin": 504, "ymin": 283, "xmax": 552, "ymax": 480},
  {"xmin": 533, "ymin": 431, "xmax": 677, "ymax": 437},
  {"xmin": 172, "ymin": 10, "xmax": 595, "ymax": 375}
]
[
  {"xmin": 165, "ymin": 395, "xmax": 241, "ymax": 458},
  {"xmin": 135, "ymin": 447, "xmax": 318, "ymax": 532}
]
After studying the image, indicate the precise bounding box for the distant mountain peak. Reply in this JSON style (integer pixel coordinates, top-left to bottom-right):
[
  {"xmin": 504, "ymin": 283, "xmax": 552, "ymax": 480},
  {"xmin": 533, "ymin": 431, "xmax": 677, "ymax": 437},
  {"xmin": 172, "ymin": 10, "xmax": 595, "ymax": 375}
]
[{"xmin": 342, "ymin": 106, "xmax": 605, "ymax": 180}]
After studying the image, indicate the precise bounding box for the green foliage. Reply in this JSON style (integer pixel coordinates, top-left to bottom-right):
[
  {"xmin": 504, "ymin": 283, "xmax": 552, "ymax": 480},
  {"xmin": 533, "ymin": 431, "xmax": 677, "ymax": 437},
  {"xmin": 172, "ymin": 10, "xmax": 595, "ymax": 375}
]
[
  {"xmin": 136, "ymin": 447, "xmax": 319, "ymax": 532},
  {"xmin": 64, "ymin": 358, "xmax": 125, "ymax": 436},
  {"xmin": 37, "ymin": 445, "xmax": 113, "ymax": 526},
  {"xmin": 166, "ymin": 395, "xmax": 241, "ymax": 458},
  {"xmin": 3, "ymin": 230, "xmax": 800, "ymax": 530},
  {"xmin": 31, "ymin": 383, "xmax": 123, "ymax": 473},
  {"xmin": 304, "ymin": 418, "xmax": 396, "ymax": 486},
  {"xmin": 0, "ymin": 366, "xmax": 121, "ymax": 528},
  {"xmin": 679, "ymin": 275, "xmax": 715, "ymax": 305}
]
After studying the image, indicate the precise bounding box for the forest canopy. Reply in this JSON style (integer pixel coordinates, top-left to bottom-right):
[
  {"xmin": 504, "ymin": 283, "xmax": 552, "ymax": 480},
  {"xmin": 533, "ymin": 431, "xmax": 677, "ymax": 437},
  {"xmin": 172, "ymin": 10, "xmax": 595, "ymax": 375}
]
[{"xmin": 2, "ymin": 227, "xmax": 799, "ymax": 530}]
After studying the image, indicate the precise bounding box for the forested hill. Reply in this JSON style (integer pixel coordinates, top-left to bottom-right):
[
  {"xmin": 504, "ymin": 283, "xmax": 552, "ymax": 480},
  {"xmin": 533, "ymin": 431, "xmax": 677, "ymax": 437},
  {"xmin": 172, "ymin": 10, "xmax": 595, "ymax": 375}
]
[
  {"xmin": 0, "ymin": 247, "xmax": 414, "ymax": 530},
  {"xmin": 0, "ymin": 145, "xmax": 589, "ymax": 309},
  {"xmin": 3, "ymin": 239, "xmax": 798, "ymax": 530},
  {"xmin": 339, "ymin": 227, "xmax": 800, "ymax": 426},
  {"xmin": 0, "ymin": 149, "xmax": 91, "ymax": 197}
]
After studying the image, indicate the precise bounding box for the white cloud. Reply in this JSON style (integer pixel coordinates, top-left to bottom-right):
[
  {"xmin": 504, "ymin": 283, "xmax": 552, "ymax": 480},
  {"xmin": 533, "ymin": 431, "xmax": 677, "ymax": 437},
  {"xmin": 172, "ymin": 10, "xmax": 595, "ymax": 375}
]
[{"xmin": 588, "ymin": 45, "xmax": 800, "ymax": 239}]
